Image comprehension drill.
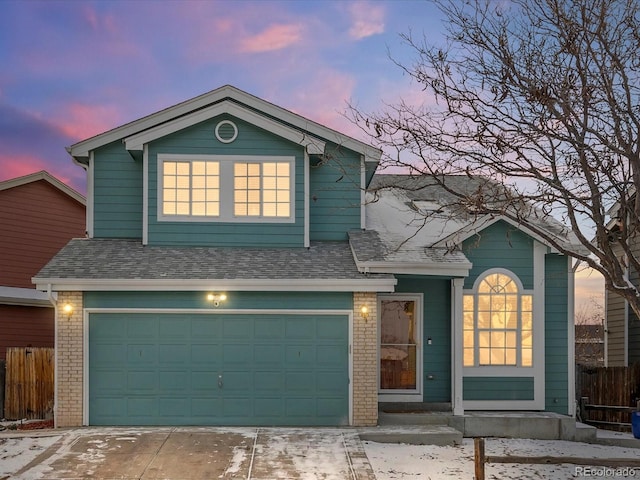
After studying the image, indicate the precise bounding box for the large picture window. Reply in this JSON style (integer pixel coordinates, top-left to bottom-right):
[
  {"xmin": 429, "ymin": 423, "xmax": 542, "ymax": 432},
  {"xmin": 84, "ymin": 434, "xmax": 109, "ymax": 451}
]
[
  {"xmin": 158, "ymin": 154, "xmax": 294, "ymax": 223},
  {"xmin": 463, "ymin": 271, "xmax": 533, "ymax": 368}
]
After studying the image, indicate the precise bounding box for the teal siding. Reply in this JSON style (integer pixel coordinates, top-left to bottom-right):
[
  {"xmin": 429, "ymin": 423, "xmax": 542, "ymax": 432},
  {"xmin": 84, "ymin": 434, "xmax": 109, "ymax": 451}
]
[
  {"xmin": 147, "ymin": 115, "xmax": 304, "ymax": 247},
  {"xmin": 463, "ymin": 377, "xmax": 535, "ymax": 401},
  {"xmin": 93, "ymin": 141, "xmax": 143, "ymax": 238},
  {"xmin": 395, "ymin": 276, "xmax": 451, "ymax": 402},
  {"xmin": 545, "ymin": 254, "xmax": 569, "ymax": 414},
  {"xmin": 84, "ymin": 291, "xmax": 353, "ymax": 310},
  {"xmin": 309, "ymin": 144, "xmax": 362, "ymax": 241},
  {"xmin": 462, "ymin": 221, "xmax": 534, "ymax": 289}
]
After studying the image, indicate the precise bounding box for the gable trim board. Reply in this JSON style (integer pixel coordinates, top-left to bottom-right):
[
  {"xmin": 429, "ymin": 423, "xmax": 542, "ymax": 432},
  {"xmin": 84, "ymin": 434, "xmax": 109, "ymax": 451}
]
[
  {"xmin": 68, "ymin": 85, "xmax": 381, "ymax": 163},
  {"xmin": 125, "ymin": 101, "xmax": 326, "ymax": 156},
  {"xmin": 82, "ymin": 308, "xmax": 354, "ymax": 426}
]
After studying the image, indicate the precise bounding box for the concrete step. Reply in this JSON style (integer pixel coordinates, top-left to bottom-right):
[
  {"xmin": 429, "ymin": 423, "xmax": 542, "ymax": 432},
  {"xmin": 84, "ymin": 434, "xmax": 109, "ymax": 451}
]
[
  {"xmin": 574, "ymin": 422, "xmax": 598, "ymax": 443},
  {"xmin": 359, "ymin": 425, "xmax": 463, "ymax": 446}
]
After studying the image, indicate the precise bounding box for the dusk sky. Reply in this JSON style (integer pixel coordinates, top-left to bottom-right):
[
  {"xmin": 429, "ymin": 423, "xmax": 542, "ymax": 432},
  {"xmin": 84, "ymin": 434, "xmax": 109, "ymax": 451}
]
[{"xmin": 0, "ymin": 0, "xmax": 603, "ymax": 308}]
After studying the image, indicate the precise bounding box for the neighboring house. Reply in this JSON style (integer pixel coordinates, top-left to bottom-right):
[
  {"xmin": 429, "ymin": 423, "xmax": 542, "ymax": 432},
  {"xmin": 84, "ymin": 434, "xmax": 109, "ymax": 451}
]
[
  {"xmin": 34, "ymin": 85, "xmax": 582, "ymax": 428},
  {"xmin": 0, "ymin": 171, "xmax": 86, "ymax": 361},
  {"xmin": 575, "ymin": 324, "xmax": 605, "ymax": 366},
  {"xmin": 604, "ymin": 231, "xmax": 640, "ymax": 367}
]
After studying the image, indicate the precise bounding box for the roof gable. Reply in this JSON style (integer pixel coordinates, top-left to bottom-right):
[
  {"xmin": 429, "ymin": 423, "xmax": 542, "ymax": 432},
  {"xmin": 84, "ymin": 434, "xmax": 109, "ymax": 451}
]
[
  {"xmin": 0, "ymin": 170, "xmax": 85, "ymax": 206},
  {"xmin": 68, "ymin": 85, "xmax": 381, "ymax": 162},
  {"xmin": 124, "ymin": 99, "xmax": 326, "ymax": 155}
]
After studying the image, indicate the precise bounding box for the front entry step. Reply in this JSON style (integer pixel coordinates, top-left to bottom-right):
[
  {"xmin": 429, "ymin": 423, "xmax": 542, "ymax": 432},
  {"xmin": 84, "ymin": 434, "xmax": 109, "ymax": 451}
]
[
  {"xmin": 378, "ymin": 410, "xmax": 452, "ymax": 426},
  {"xmin": 359, "ymin": 425, "xmax": 463, "ymax": 446}
]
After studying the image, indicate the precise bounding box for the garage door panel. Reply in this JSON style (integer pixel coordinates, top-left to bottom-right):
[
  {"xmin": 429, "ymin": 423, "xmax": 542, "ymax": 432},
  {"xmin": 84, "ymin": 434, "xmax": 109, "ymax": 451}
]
[
  {"xmin": 127, "ymin": 344, "xmax": 156, "ymax": 364},
  {"xmin": 254, "ymin": 371, "xmax": 283, "ymax": 391},
  {"xmin": 159, "ymin": 370, "xmax": 189, "ymax": 390},
  {"xmin": 89, "ymin": 312, "xmax": 348, "ymax": 426}
]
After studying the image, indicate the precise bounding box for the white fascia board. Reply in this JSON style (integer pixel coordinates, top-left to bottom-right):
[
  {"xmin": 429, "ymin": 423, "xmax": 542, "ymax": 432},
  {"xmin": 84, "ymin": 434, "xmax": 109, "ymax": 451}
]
[
  {"xmin": 355, "ymin": 261, "xmax": 471, "ymax": 277},
  {"xmin": 34, "ymin": 277, "xmax": 397, "ymax": 293},
  {"xmin": 124, "ymin": 101, "xmax": 326, "ymax": 154},
  {"xmin": 0, "ymin": 286, "xmax": 53, "ymax": 307}
]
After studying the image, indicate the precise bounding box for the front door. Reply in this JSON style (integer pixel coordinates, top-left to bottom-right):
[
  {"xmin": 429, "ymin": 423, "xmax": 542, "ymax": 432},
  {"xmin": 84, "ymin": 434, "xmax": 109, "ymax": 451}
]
[{"xmin": 378, "ymin": 294, "xmax": 422, "ymax": 400}]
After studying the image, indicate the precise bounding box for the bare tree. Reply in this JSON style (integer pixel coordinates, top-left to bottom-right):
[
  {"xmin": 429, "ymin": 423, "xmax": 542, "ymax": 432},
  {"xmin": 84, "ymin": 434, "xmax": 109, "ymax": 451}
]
[{"xmin": 351, "ymin": 0, "xmax": 640, "ymax": 317}]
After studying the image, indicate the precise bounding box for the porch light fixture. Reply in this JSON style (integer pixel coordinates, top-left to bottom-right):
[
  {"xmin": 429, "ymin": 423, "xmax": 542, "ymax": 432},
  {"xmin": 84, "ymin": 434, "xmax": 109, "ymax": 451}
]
[
  {"xmin": 62, "ymin": 303, "xmax": 74, "ymax": 318},
  {"xmin": 207, "ymin": 293, "xmax": 227, "ymax": 307},
  {"xmin": 360, "ymin": 305, "xmax": 369, "ymax": 321}
]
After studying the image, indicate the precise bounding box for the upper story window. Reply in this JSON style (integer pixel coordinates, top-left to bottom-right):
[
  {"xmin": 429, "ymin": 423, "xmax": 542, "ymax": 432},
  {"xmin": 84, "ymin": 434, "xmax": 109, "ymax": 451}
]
[
  {"xmin": 463, "ymin": 270, "xmax": 533, "ymax": 368},
  {"xmin": 158, "ymin": 154, "xmax": 295, "ymax": 223}
]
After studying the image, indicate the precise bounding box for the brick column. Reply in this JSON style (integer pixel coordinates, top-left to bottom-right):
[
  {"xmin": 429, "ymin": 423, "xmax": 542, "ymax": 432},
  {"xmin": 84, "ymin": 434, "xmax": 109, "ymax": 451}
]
[
  {"xmin": 352, "ymin": 292, "xmax": 378, "ymax": 426},
  {"xmin": 55, "ymin": 291, "xmax": 84, "ymax": 427}
]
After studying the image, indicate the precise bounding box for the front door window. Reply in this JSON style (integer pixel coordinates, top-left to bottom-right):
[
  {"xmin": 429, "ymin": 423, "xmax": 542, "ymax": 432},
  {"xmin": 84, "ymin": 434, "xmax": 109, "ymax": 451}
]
[{"xmin": 379, "ymin": 297, "xmax": 421, "ymax": 393}]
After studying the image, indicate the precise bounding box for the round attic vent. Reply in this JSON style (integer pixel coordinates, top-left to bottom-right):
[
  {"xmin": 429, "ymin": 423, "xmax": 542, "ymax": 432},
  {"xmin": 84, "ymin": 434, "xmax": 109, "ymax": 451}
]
[{"xmin": 215, "ymin": 120, "xmax": 238, "ymax": 143}]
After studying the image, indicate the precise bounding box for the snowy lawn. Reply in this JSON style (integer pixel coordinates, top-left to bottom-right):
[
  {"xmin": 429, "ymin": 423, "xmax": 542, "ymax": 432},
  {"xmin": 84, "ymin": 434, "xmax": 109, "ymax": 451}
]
[
  {"xmin": 364, "ymin": 437, "xmax": 640, "ymax": 480},
  {"xmin": 0, "ymin": 434, "xmax": 62, "ymax": 478}
]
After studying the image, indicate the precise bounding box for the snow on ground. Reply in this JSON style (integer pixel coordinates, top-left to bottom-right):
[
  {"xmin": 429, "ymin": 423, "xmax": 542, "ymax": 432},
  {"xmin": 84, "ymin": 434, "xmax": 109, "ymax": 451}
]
[
  {"xmin": 364, "ymin": 437, "xmax": 640, "ymax": 480},
  {"xmin": 0, "ymin": 435, "xmax": 61, "ymax": 477}
]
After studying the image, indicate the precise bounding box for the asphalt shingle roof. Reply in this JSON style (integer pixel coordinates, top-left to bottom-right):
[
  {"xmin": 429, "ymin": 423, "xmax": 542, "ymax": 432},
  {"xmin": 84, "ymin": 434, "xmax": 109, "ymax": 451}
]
[{"xmin": 34, "ymin": 238, "xmax": 393, "ymax": 281}]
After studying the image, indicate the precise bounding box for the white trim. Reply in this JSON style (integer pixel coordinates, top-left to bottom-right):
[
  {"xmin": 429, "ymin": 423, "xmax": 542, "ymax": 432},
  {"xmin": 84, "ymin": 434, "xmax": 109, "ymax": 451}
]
[
  {"xmin": 83, "ymin": 307, "xmax": 354, "ymax": 426},
  {"xmin": 533, "ymin": 241, "xmax": 546, "ymax": 410},
  {"xmin": 360, "ymin": 156, "xmax": 366, "ymax": 230},
  {"xmin": 35, "ymin": 278, "xmax": 398, "ymax": 293},
  {"xmin": 0, "ymin": 286, "xmax": 53, "ymax": 307},
  {"xmin": 304, "ymin": 151, "xmax": 310, "ymax": 248},
  {"xmin": 157, "ymin": 154, "xmax": 296, "ymax": 224},
  {"xmin": 451, "ymin": 278, "xmax": 464, "ymax": 415},
  {"xmin": 377, "ymin": 293, "xmax": 424, "ymax": 402},
  {"xmin": 142, "ymin": 145, "xmax": 149, "ymax": 245},
  {"xmin": 69, "ymin": 85, "xmax": 380, "ymax": 161},
  {"xmin": 354, "ymin": 261, "xmax": 472, "ymax": 277},
  {"xmin": 214, "ymin": 119, "xmax": 238, "ymax": 144},
  {"xmin": 87, "ymin": 152, "xmax": 94, "ymax": 238},
  {"xmin": 125, "ymin": 100, "xmax": 326, "ymax": 155},
  {"xmin": 567, "ymin": 255, "xmax": 576, "ymax": 416}
]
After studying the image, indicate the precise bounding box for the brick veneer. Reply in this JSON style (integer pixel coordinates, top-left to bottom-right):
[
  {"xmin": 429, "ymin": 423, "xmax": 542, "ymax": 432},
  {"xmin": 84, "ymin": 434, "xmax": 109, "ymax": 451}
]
[
  {"xmin": 55, "ymin": 291, "xmax": 84, "ymax": 427},
  {"xmin": 352, "ymin": 292, "xmax": 378, "ymax": 426}
]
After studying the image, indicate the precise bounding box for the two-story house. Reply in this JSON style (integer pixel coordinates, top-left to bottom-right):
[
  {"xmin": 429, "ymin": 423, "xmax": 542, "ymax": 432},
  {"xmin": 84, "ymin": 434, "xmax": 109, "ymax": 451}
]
[{"xmin": 34, "ymin": 85, "xmax": 582, "ymax": 428}]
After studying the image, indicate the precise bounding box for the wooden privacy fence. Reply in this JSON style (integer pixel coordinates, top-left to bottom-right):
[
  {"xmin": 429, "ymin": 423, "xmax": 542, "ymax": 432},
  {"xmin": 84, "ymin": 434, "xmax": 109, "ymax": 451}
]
[
  {"xmin": 4, "ymin": 347, "xmax": 54, "ymax": 420},
  {"xmin": 576, "ymin": 363, "xmax": 640, "ymax": 430}
]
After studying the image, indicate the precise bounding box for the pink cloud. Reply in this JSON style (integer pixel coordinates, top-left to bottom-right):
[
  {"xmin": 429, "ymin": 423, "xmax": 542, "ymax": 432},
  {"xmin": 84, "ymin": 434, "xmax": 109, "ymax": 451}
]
[
  {"xmin": 238, "ymin": 23, "xmax": 303, "ymax": 53},
  {"xmin": 0, "ymin": 154, "xmax": 51, "ymax": 182},
  {"xmin": 54, "ymin": 103, "xmax": 123, "ymax": 141},
  {"xmin": 348, "ymin": 1, "xmax": 385, "ymax": 39}
]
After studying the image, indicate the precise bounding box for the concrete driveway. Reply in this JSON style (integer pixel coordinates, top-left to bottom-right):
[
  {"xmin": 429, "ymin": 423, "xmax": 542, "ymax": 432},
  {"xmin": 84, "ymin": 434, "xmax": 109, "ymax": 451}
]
[{"xmin": 13, "ymin": 427, "xmax": 377, "ymax": 479}]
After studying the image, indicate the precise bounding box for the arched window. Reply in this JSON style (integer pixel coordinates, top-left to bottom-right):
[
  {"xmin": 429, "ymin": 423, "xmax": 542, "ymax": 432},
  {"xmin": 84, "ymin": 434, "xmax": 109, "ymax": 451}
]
[{"xmin": 463, "ymin": 271, "xmax": 533, "ymax": 367}]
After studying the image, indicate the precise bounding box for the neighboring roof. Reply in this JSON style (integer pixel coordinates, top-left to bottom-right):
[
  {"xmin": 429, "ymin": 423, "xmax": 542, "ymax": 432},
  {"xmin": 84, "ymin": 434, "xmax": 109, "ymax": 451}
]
[
  {"xmin": 68, "ymin": 85, "xmax": 381, "ymax": 162},
  {"xmin": 33, "ymin": 239, "xmax": 396, "ymax": 292},
  {"xmin": 366, "ymin": 174, "xmax": 588, "ymax": 256},
  {"xmin": 0, "ymin": 286, "xmax": 51, "ymax": 307},
  {"xmin": 0, "ymin": 170, "xmax": 85, "ymax": 205}
]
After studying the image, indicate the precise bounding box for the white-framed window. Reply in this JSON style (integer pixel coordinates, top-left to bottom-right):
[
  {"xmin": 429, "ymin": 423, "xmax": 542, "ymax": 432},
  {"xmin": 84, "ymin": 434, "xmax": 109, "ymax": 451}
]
[
  {"xmin": 463, "ymin": 270, "xmax": 533, "ymax": 368},
  {"xmin": 157, "ymin": 154, "xmax": 295, "ymax": 223}
]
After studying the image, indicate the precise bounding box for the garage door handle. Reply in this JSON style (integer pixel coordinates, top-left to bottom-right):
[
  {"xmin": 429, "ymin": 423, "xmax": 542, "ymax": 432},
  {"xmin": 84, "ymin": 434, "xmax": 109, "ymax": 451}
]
[{"xmin": 218, "ymin": 374, "xmax": 223, "ymax": 388}]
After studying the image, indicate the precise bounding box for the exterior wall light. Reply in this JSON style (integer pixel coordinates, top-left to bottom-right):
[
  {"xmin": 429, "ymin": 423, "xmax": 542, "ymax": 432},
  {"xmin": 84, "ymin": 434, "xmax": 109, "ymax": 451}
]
[
  {"xmin": 62, "ymin": 303, "xmax": 74, "ymax": 318},
  {"xmin": 360, "ymin": 305, "xmax": 369, "ymax": 321},
  {"xmin": 207, "ymin": 293, "xmax": 227, "ymax": 307}
]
